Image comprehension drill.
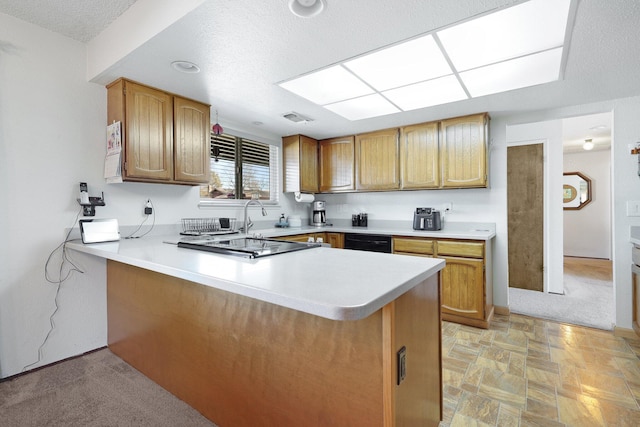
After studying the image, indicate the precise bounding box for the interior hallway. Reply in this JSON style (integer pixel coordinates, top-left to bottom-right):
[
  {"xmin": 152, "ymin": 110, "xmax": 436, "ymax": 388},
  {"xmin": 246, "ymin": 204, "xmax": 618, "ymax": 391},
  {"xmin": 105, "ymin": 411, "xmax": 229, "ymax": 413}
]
[{"xmin": 509, "ymin": 257, "xmax": 614, "ymax": 330}]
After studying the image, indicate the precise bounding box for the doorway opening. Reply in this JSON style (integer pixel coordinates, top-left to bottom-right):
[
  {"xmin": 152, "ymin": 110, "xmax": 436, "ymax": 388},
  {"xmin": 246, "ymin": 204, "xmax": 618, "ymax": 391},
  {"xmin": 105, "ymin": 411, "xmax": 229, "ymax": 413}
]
[{"xmin": 507, "ymin": 112, "xmax": 614, "ymax": 330}]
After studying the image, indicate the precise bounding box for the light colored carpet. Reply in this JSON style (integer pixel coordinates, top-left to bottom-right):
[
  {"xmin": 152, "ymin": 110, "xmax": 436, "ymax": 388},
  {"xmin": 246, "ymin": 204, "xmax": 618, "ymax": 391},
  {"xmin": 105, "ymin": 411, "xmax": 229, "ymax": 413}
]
[
  {"xmin": 509, "ymin": 269, "xmax": 614, "ymax": 330},
  {"xmin": 0, "ymin": 348, "xmax": 217, "ymax": 427}
]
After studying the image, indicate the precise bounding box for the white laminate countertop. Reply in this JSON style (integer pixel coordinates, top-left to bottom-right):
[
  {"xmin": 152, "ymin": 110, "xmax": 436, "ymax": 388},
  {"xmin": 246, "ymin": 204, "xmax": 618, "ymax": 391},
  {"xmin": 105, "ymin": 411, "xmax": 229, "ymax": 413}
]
[
  {"xmin": 252, "ymin": 220, "xmax": 497, "ymax": 241},
  {"xmin": 67, "ymin": 235, "xmax": 445, "ymax": 322}
]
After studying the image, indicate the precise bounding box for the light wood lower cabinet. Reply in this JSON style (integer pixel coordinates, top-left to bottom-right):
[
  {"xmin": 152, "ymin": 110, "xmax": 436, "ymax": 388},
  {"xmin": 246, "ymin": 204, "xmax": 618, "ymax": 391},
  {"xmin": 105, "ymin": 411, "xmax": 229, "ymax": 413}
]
[
  {"xmin": 276, "ymin": 232, "xmax": 344, "ymax": 249},
  {"xmin": 107, "ymin": 260, "xmax": 442, "ymax": 427},
  {"xmin": 393, "ymin": 236, "xmax": 494, "ymax": 329}
]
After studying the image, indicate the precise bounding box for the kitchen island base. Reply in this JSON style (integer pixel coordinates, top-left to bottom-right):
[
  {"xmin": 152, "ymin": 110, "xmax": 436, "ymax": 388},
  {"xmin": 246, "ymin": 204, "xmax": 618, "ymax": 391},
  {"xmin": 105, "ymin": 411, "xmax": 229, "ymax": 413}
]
[{"xmin": 107, "ymin": 260, "xmax": 442, "ymax": 427}]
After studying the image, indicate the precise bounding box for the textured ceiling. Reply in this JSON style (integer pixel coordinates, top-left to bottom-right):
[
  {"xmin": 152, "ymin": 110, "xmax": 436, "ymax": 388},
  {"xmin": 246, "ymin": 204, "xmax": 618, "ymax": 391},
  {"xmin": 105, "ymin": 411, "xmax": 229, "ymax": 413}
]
[
  {"xmin": 0, "ymin": 0, "xmax": 632, "ymax": 147},
  {"xmin": 0, "ymin": 0, "xmax": 137, "ymax": 42}
]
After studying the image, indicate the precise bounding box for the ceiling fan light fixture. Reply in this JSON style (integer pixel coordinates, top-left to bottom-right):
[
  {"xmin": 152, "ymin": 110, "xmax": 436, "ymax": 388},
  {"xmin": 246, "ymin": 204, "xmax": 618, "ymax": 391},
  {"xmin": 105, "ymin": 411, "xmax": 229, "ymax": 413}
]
[
  {"xmin": 288, "ymin": 0, "xmax": 326, "ymax": 18},
  {"xmin": 583, "ymin": 139, "xmax": 594, "ymax": 150}
]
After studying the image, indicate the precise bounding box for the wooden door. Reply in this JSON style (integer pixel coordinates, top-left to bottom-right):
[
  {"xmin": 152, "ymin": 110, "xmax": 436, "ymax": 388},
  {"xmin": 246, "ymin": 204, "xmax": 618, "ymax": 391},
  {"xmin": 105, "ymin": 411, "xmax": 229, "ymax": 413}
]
[
  {"xmin": 124, "ymin": 81, "xmax": 174, "ymax": 181},
  {"xmin": 355, "ymin": 129, "xmax": 400, "ymax": 191},
  {"xmin": 400, "ymin": 122, "xmax": 440, "ymax": 189},
  {"xmin": 440, "ymin": 256, "xmax": 485, "ymax": 320},
  {"xmin": 174, "ymin": 96, "xmax": 210, "ymax": 183},
  {"xmin": 440, "ymin": 113, "xmax": 488, "ymax": 188},
  {"xmin": 319, "ymin": 136, "xmax": 355, "ymax": 192},
  {"xmin": 508, "ymin": 144, "xmax": 544, "ymax": 291}
]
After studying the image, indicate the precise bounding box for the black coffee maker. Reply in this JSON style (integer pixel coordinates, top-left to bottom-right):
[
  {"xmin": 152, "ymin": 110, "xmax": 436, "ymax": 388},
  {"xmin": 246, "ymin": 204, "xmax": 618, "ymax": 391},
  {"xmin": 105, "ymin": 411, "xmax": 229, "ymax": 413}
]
[{"xmin": 311, "ymin": 200, "xmax": 327, "ymax": 227}]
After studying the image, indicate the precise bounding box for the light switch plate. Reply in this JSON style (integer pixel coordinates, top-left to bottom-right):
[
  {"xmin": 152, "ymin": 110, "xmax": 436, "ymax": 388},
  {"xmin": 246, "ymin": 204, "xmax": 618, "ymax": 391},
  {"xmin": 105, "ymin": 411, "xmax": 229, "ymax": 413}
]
[{"xmin": 627, "ymin": 201, "xmax": 640, "ymax": 217}]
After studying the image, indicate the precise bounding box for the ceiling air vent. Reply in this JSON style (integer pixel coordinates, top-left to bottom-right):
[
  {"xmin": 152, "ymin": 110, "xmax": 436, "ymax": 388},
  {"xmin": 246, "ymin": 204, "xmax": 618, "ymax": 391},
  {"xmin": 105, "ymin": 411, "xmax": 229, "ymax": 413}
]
[{"xmin": 282, "ymin": 112, "xmax": 314, "ymax": 123}]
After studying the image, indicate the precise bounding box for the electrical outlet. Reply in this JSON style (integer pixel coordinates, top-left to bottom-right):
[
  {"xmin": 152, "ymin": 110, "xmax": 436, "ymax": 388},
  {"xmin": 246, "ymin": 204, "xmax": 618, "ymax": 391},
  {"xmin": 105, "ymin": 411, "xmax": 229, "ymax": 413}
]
[{"xmin": 144, "ymin": 199, "xmax": 152, "ymax": 215}]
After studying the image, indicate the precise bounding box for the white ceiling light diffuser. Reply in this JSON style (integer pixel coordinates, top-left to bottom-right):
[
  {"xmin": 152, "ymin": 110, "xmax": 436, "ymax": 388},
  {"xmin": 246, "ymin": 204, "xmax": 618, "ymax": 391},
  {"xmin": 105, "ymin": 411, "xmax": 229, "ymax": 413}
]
[
  {"xmin": 324, "ymin": 94, "xmax": 400, "ymax": 121},
  {"xmin": 383, "ymin": 75, "xmax": 468, "ymax": 111},
  {"xmin": 278, "ymin": 0, "xmax": 574, "ymax": 121}
]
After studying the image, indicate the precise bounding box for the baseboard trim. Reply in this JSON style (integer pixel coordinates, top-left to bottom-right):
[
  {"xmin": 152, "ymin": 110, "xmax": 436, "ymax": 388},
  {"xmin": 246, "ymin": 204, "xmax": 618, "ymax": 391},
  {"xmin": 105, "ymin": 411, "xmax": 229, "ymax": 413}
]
[
  {"xmin": 614, "ymin": 326, "xmax": 638, "ymax": 339},
  {"xmin": 494, "ymin": 305, "xmax": 510, "ymax": 316}
]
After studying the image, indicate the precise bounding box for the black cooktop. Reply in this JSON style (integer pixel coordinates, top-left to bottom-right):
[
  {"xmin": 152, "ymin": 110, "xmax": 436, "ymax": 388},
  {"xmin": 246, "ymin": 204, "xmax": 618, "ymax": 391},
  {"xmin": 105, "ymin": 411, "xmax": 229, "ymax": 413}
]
[{"xmin": 177, "ymin": 237, "xmax": 321, "ymax": 259}]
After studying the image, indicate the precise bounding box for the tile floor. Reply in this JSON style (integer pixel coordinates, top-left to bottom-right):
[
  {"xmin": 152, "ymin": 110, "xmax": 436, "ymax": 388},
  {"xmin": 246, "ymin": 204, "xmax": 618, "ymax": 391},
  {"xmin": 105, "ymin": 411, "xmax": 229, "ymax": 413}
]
[{"xmin": 440, "ymin": 313, "xmax": 640, "ymax": 427}]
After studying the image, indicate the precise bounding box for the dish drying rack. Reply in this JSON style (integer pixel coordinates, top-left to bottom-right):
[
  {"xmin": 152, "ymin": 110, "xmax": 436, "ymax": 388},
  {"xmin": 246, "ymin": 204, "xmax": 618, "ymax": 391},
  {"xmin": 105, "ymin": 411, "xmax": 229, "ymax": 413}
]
[{"xmin": 180, "ymin": 218, "xmax": 238, "ymax": 236}]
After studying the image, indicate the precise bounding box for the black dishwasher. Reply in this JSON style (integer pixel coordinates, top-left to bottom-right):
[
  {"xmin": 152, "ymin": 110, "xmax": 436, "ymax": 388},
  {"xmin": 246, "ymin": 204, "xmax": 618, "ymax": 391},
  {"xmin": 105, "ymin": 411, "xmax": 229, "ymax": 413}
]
[{"xmin": 343, "ymin": 233, "xmax": 392, "ymax": 253}]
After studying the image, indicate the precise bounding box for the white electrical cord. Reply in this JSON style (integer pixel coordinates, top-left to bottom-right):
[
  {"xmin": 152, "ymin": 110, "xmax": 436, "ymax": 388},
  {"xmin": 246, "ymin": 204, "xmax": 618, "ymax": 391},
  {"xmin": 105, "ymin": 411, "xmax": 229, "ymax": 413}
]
[{"xmin": 23, "ymin": 207, "xmax": 85, "ymax": 372}]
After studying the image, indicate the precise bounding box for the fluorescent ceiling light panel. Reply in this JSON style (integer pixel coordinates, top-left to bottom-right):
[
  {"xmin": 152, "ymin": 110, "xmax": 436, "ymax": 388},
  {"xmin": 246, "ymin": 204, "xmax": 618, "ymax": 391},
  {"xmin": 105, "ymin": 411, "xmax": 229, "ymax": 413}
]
[
  {"xmin": 437, "ymin": 0, "xmax": 571, "ymax": 71},
  {"xmin": 343, "ymin": 35, "xmax": 453, "ymax": 91},
  {"xmin": 278, "ymin": 65, "xmax": 374, "ymax": 105},
  {"xmin": 383, "ymin": 75, "xmax": 468, "ymax": 111},
  {"xmin": 325, "ymin": 94, "xmax": 400, "ymax": 121},
  {"xmin": 277, "ymin": 0, "xmax": 573, "ymax": 120},
  {"xmin": 460, "ymin": 47, "xmax": 563, "ymax": 97}
]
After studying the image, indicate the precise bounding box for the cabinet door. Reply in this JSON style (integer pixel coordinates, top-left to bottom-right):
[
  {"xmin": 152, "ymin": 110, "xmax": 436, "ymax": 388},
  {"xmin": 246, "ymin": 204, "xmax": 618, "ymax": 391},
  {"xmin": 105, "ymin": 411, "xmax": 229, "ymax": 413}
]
[
  {"xmin": 174, "ymin": 97, "xmax": 210, "ymax": 183},
  {"xmin": 440, "ymin": 113, "xmax": 488, "ymax": 188},
  {"xmin": 124, "ymin": 81, "xmax": 174, "ymax": 181},
  {"xmin": 283, "ymin": 135, "xmax": 318, "ymax": 193},
  {"xmin": 319, "ymin": 136, "xmax": 355, "ymax": 192},
  {"xmin": 400, "ymin": 122, "xmax": 439, "ymax": 189},
  {"xmin": 440, "ymin": 256, "xmax": 485, "ymax": 320},
  {"xmin": 325, "ymin": 232, "xmax": 344, "ymax": 249},
  {"xmin": 355, "ymin": 129, "xmax": 399, "ymax": 191}
]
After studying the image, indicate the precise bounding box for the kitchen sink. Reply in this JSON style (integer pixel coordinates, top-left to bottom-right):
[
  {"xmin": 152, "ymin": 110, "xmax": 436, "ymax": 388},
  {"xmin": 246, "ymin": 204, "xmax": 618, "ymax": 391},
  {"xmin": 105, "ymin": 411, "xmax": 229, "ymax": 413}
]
[{"xmin": 177, "ymin": 237, "xmax": 321, "ymax": 259}]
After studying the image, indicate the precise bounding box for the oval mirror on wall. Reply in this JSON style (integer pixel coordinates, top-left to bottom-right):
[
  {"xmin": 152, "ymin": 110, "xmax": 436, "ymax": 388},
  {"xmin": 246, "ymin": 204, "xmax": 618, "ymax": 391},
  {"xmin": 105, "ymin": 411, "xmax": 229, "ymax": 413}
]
[{"xmin": 563, "ymin": 171, "xmax": 592, "ymax": 210}]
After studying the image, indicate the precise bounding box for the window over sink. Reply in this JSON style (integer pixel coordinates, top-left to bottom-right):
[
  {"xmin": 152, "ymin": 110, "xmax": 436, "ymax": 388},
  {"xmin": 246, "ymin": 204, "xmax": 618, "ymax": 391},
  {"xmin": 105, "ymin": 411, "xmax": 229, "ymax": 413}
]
[{"xmin": 200, "ymin": 132, "xmax": 279, "ymax": 204}]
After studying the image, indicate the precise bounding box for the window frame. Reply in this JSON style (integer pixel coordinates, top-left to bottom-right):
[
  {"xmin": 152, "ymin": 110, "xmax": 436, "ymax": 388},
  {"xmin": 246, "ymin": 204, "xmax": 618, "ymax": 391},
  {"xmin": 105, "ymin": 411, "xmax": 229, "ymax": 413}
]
[{"xmin": 199, "ymin": 131, "xmax": 280, "ymax": 208}]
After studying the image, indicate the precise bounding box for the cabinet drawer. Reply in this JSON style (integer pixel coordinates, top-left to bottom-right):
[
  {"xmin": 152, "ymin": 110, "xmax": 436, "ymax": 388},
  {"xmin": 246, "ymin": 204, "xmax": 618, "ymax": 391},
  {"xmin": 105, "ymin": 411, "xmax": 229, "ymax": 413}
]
[
  {"xmin": 436, "ymin": 240, "xmax": 484, "ymax": 258},
  {"xmin": 393, "ymin": 238, "xmax": 435, "ymax": 255}
]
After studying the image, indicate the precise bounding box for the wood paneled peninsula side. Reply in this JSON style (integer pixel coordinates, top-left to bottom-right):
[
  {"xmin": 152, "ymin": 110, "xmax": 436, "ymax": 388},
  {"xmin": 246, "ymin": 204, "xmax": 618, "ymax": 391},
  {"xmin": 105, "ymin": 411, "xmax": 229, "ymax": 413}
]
[{"xmin": 68, "ymin": 236, "xmax": 445, "ymax": 427}]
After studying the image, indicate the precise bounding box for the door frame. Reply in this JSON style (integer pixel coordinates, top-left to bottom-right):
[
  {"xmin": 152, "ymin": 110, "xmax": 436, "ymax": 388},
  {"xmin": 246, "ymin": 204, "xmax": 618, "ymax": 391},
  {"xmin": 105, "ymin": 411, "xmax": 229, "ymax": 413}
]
[{"xmin": 506, "ymin": 119, "xmax": 565, "ymax": 294}]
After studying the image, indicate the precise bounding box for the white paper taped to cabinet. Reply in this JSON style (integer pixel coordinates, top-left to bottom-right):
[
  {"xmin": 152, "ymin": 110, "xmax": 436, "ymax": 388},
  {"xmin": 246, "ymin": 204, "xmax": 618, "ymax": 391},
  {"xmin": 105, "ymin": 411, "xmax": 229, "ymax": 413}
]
[{"xmin": 294, "ymin": 192, "xmax": 315, "ymax": 203}]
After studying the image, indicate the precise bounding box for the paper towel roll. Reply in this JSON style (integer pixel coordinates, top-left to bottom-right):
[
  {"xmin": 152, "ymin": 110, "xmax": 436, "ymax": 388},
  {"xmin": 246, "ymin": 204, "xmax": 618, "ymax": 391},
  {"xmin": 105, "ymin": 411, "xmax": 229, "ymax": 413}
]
[{"xmin": 294, "ymin": 192, "xmax": 315, "ymax": 203}]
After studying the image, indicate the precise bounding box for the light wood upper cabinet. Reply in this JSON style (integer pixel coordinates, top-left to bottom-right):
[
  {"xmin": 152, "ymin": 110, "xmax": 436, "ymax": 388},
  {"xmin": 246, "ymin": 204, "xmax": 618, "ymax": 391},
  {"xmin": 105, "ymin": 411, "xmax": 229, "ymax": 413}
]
[
  {"xmin": 440, "ymin": 113, "xmax": 488, "ymax": 188},
  {"xmin": 174, "ymin": 97, "xmax": 210, "ymax": 183},
  {"xmin": 355, "ymin": 129, "xmax": 400, "ymax": 191},
  {"xmin": 107, "ymin": 78, "xmax": 210, "ymax": 185},
  {"xmin": 319, "ymin": 136, "xmax": 355, "ymax": 192},
  {"xmin": 282, "ymin": 135, "xmax": 318, "ymax": 193},
  {"xmin": 400, "ymin": 122, "xmax": 439, "ymax": 189}
]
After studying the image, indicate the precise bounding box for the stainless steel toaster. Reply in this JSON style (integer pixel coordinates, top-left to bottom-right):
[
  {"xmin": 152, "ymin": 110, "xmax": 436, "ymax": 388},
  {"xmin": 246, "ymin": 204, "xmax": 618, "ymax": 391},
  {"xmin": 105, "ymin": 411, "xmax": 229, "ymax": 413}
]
[{"xmin": 413, "ymin": 208, "xmax": 442, "ymax": 231}]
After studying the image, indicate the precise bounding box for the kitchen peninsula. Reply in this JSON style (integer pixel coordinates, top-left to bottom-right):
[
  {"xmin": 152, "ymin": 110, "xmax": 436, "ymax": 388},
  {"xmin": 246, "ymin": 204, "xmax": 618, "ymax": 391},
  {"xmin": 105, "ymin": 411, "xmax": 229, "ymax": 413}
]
[{"xmin": 68, "ymin": 234, "xmax": 445, "ymax": 427}]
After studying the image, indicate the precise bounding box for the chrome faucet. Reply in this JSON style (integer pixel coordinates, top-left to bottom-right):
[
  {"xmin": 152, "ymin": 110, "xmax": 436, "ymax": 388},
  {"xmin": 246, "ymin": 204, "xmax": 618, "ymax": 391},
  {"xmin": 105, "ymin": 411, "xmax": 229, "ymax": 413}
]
[{"xmin": 242, "ymin": 199, "xmax": 267, "ymax": 233}]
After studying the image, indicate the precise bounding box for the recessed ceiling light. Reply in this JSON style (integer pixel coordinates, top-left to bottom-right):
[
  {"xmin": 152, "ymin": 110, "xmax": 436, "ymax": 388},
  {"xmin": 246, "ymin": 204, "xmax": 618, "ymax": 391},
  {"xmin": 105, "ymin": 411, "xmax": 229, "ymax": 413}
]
[
  {"xmin": 583, "ymin": 139, "xmax": 594, "ymax": 150},
  {"xmin": 171, "ymin": 61, "xmax": 200, "ymax": 73},
  {"xmin": 289, "ymin": 0, "xmax": 326, "ymax": 18}
]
